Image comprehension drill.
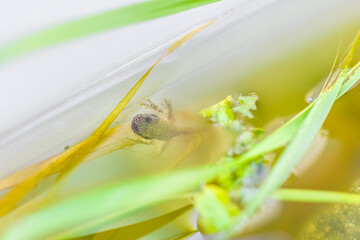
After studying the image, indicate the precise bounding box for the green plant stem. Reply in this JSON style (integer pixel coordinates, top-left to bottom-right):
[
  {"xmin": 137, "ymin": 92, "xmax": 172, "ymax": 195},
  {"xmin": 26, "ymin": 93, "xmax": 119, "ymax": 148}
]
[{"xmin": 273, "ymin": 188, "xmax": 360, "ymax": 204}]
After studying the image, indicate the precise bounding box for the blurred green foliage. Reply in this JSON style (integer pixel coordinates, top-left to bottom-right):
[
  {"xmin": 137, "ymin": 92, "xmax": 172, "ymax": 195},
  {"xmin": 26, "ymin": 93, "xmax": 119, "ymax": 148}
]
[{"xmin": 0, "ymin": 0, "xmax": 220, "ymax": 63}]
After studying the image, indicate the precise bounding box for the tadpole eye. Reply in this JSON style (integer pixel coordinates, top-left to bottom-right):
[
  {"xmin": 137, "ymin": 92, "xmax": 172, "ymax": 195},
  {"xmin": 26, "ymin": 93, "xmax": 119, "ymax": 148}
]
[{"xmin": 145, "ymin": 116, "xmax": 152, "ymax": 123}]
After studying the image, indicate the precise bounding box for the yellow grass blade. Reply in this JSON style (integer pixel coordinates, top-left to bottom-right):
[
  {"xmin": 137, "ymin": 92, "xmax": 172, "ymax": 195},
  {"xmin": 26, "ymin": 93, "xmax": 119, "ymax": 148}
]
[
  {"xmin": 0, "ymin": 20, "xmax": 215, "ymax": 217},
  {"xmin": 320, "ymin": 36, "xmax": 342, "ymax": 93},
  {"xmin": 342, "ymin": 31, "xmax": 360, "ymax": 69},
  {"xmin": 322, "ymin": 31, "xmax": 360, "ymax": 93},
  {"xmin": 0, "ymin": 124, "xmax": 150, "ymax": 191}
]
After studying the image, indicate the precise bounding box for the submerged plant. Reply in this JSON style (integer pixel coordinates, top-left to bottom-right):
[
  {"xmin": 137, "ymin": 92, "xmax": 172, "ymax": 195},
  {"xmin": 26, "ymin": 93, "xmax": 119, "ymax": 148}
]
[
  {"xmin": 193, "ymin": 31, "xmax": 360, "ymax": 239},
  {"xmin": 196, "ymin": 93, "xmax": 269, "ymax": 234}
]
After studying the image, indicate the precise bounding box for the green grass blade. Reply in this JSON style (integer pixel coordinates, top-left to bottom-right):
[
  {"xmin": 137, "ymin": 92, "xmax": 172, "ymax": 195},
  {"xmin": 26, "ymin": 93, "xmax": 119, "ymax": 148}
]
[
  {"xmin": 0, "ymin": 165, "xmax": 222, "ymax": 240},
  {"xmin": 0, "ymin": 0, "xmax": 220, "ymax": 63},
  {"xmin": 234, "ymin": 62, "xmax": 360, "ymax": 166},
  {"xmin": 70, "ymin": 204, "xmax": 192, "ymax": 240},
  {"xmin": 235, "ymin": 102, "xmax": 313, "ymax": 164},
  {"xmin": 273, "ymin": 188, "xmax": 360, "ymax": 204},
  {"xmin": 337, "ymin": 61, "xmax": 360, "ymax": 97}
]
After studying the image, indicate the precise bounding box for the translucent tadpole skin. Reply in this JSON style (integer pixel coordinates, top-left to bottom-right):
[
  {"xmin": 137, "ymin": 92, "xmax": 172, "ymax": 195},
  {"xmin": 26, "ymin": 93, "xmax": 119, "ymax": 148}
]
[{"xmin": 131, "ymin": 113, "xmax": 178, "ymax": 140}]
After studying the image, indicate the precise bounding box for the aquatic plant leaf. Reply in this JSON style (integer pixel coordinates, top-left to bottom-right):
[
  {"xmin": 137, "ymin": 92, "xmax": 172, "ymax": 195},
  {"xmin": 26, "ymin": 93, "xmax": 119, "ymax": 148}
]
[
  {"xmin": 70, "ymin": 204, "xmax": 192, "ymax": 240},
  {"xmin": 195, "ymin": 184, "xmax": 240, "ymax": 234},
  {"xmin": 0, "ymin": 165, "xmax": 223, "ymax": 240},
  {"xmin": 0, "ymin": 20, "xmax": 214, "ymax": 217},
  {"xmin": 0, "ymin": 0, "xmax": 220, "ymax": 63},
  {"xmin": 231, "ymin": 129, "xmax": 264, "ymax": 155},
  {"xmin": 200, "ymin": 95, "xmax": 235, "ymax": 127},
  {"xmin": 200, "ymin": 94, "xmax": 259, "ymax": 130},
  {"xmin": 233, "ymin": 94, "xmax": 258, "ymax": 118}
]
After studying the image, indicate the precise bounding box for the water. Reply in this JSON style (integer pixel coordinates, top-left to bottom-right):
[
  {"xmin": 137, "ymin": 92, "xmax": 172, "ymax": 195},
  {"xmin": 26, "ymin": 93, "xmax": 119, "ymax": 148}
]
[{"xmin": 36, "ymin": 26, "xmax": 360, "ymax": 239}]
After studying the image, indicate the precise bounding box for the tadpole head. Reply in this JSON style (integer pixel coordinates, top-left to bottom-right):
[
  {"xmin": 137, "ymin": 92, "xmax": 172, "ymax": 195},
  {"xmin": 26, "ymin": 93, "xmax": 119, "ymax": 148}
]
[
  {"xmin": 131, "ymin": 114, "xmax": 161, "ymax": 139},
  {"xmin": 131, "ymin": 113, "xmax": 177, "ymax": 140}
]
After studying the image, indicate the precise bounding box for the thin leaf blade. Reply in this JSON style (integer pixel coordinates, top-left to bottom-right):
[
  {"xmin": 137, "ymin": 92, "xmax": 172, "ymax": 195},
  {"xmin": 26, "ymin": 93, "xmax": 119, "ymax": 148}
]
[
  {"xmin": 273, "ymin": 188, "xmax": 360, "ymax": 204},
  {"xmin": 71, "ymin": 205, "xmax": 192, "ymax": 240},
  {"xmin": 0, "ymin": 0, "xmax": 220, "ymax": 63}
]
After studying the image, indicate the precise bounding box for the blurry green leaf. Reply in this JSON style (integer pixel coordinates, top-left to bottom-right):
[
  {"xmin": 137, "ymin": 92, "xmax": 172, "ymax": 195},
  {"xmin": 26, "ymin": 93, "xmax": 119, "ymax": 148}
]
[
  {"xmin": 235, "ymin": 103, "xmax": 312, "ymax": 164},
  {"xmin": 0, "ymin": 165, "xmax": 223, "ymax": 240},
  {"xmin": 234, "ymin": 161, "xmax": 265, "ymax": 188},
  {"xmin": 237, "ymin": 95, "xmax": 257, "ymax": 110},
  {"xmin": 231, "ymin": 129, "xmax": 264, "ymax": 155},
  {"xmin": 195, "ymin": 185, "xmax": 240, "ymax": 234},
  {"xmin": 71, "ymin": 204, "xmax": 192, "ymax": 240},
  {"xmin": 272, "ymin": 188, "xmax": 360, "ymax": 204},
  {"xmin": 0, "ymin": 0, "xmax": 221, "ymax": 63}
]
